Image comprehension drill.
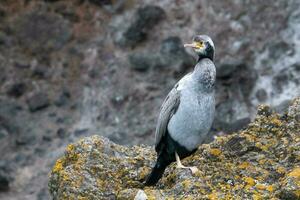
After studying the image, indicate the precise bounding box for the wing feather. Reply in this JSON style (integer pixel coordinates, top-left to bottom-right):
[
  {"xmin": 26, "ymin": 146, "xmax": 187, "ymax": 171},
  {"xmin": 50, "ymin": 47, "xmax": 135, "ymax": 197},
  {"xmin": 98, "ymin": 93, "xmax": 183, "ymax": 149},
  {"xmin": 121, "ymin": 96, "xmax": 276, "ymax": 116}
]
[{"xmin": 154, "ymin": 85, "xmax": 180, "ymax": 152}]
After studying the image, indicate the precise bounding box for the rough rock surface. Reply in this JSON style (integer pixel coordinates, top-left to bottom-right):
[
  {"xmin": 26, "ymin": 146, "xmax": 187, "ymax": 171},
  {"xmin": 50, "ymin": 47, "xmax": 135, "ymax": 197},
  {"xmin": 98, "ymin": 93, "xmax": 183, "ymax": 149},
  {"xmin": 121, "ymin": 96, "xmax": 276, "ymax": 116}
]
[{"xmin": 49, "ymin": 98, "xmax": 300, "ymax": 199}]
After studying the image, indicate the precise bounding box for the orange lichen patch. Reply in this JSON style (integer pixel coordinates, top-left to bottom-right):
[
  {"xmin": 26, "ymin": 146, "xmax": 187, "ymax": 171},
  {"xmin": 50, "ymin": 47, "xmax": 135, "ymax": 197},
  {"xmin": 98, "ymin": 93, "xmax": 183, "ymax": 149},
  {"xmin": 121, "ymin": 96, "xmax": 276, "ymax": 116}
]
[
  {"xmin": 256, "ymin": 184, "xmax": 264, "ymax": 190},
  {"xmin": 238, "ymin": 162, "xmax": 250, "ymax": 169},
  {"xmin": 266, "ymin": 185, "xmax": 274, "ymax": 192},
  {"xmin": 243, "ymin": 177, "xmax": 256, "ymax": 186},
  {"xmin": 288, "ymin": 167, "xmax": 300, "ymax": 179},
  {"xmin": 270, "ymin": 117, "xmax": 283, "ymax": 127},
  {"xmin": 253, "ymin": 194, "xmax": 263, "ymax": 200},
  {"xmin": 242, "ymin": 133, "xmax": 256, "ymax": 142},
  {"xmin": 66, "ymin": 144, "xmax": 75, "ymax": 153},
  {"xmin": 78, "ymin": 196, "xmax": 88, "ymax": 200},
  {"xmin": 143, "ymin": 188, "xmax": 158, "ymax": 200},
  {"xmin": 181, "ymin": 179, "xmax": 192, "ymax": 190},
  {"xmin": 276, "ymin": 166, "xmax": 286, "ymax": 174},
  {"xmin": 210, "ymin": 148, "xmax": 222, "ymax": 156},
  {"xmin": 208, "ymin": 192, "xmax": 218, "ymax": 200},
  {"xmin": 52, "ymin": 158, "xmax": 64, "ymax": 173}
]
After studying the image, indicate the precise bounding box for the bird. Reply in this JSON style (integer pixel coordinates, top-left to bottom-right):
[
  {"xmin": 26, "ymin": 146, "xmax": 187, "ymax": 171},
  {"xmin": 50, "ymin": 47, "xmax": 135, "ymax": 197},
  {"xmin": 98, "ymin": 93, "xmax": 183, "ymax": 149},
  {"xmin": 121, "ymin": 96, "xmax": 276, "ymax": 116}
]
[{"xmin": 144, "ymin": 35, "xmax": 216, "ymax": 186}]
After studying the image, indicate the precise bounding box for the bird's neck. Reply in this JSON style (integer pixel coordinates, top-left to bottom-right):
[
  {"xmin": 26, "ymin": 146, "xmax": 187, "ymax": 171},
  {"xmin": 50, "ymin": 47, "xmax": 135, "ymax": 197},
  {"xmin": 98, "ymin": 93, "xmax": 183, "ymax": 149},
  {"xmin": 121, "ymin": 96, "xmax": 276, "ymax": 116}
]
[
  {"xmin": 192, "ymin": 59, "xmax": 216, "ymax": 93},
  {"xmin": 197, "ymin": 54, "xmax": 214, "ymax": 62}
]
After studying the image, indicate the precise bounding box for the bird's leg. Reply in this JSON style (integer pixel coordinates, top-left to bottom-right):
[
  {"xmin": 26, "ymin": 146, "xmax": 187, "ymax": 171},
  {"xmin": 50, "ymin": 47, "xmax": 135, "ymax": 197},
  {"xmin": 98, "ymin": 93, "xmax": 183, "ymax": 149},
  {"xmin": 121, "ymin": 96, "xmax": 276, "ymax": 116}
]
[{"xmin": 175, "ymin": 152, "xmax": 199, "ymax": 174}]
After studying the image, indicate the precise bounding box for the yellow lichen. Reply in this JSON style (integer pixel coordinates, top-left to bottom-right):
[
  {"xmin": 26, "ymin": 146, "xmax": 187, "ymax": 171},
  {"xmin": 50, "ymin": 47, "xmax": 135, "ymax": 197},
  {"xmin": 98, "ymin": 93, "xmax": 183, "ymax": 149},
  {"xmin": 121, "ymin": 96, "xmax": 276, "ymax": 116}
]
[
  {"xmin": 181, "ymin": 179, "xmax": 191, "ymax": 189},
  {"xmin": 243, "ymin": 177, "xmax": 256, "ymax": 186},
  {"xmin": 208, "ymin": 192, "xmax": 218, "ymax": 200},
  {"xmin": 238, "ymin": 162, "xmax": 250, "ymax": 169},
  {"xmin": 255, "ymin": 142, "xmax": 268, "ymax": 151},
  {"xmin": 253, "ymin": 194, "xmax": 263, "ymax": 200},
  {"xmin": 271, "ymin": 117, "xmax": 282, "ymax": 126},
  {"xmin": 266, "ymin": 185, "xmax": 274, "ymax": 192},
  {"xmin": 144, "ymin": 189, "xmax": 157, "ymax": 200},
  {"xmin": 210, "ymin": 148, "xmax": 222, "ymax": 156},
  {"xmin": 288, "ymin": 167, "xmax": 300, "ymax": 179},
  {"xmin": 52, "ymin": 158, "xmax": 64, "ymax": 173},
  {"xmin": 276, "ymin": 166, "xmax": 286, "ymax": 174},
  {"xmin": 66, "ymin": 144, "xmax": 75, "ymax": 153}
]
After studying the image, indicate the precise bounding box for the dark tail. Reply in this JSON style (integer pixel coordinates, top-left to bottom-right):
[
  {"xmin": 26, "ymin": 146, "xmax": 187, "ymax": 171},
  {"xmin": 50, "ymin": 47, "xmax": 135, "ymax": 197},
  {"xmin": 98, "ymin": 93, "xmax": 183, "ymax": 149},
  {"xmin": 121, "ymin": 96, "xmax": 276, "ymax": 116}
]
[{"xmin": 144, "ymin": 161, "xmax": 167, "ymax": 186}]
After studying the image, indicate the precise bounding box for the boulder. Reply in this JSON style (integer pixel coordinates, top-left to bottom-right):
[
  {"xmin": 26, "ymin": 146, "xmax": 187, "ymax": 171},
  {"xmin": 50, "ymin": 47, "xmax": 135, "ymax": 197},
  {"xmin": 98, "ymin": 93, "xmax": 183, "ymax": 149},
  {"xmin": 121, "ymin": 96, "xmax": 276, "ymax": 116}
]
[
  {"xmin": 116, "ymin": 5, "xmax": 166, "ymax": 47},
  {"xmin": 49, "ymin": 98, "xmax": 300, "ymax": 199},
  {"xmin": 27, "ymin": 92, "xmax": 50, "ymax": 112}
]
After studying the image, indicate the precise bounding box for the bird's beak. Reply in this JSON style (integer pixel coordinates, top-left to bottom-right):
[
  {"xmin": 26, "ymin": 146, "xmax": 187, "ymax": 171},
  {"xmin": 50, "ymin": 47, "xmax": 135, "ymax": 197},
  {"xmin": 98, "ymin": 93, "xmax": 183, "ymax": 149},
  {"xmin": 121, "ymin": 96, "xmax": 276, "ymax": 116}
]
[
  {"xmin": 184, "ymin": 42, "xmax": 197, "ymax": 48},
  {"xmin": 184, "ymin": 42, "xmax": 203, "ymax": 49}
]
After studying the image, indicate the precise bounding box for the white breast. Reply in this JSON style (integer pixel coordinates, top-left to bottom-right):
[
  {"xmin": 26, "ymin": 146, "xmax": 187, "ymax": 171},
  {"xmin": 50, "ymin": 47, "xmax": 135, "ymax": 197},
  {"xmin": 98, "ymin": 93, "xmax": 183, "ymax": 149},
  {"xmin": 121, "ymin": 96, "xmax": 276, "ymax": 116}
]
[{"xmin": 167, "ymin": 77, "xmax": 215, "ymax": 151}]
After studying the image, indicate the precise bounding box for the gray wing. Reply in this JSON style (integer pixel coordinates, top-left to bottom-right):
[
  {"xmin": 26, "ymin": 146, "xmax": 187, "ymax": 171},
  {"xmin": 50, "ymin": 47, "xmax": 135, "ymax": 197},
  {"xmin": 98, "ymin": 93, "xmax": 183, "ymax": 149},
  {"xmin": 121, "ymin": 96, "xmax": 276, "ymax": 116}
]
[{"xmin": 154, "ymin": 85, "xmax": 180, "ymax": 152}]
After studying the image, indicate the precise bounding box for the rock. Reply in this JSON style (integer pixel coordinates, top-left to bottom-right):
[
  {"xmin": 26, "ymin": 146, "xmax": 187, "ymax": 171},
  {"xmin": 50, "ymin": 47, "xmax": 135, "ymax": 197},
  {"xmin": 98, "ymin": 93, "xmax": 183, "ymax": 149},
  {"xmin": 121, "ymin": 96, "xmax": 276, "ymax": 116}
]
[
  {"xmin": 0, "ymin": 173, "xmax": 9, "ymax": 192},
  {"xmin": 128, "ymin": 52, "xmax": 158, "ymax": 72},
  {"xmin": 128, "ymin": 36, "xmax": 194, "ymax": 72},
  {"xmin": 6, "ymin": 82, "xmax": 27, "ymax": 98},
  {"xmin": 15, "ymin": 132, "xmax": 37, "ymax": 146},
  {"xmin": 49, "ymin": 97, "xmax": 300, "ymax": 199},
  {"xmin": 272, "ymin": 70, "xmax": 294, "ymax": 93},
  {"xmin": 0, "ymin": 99, "xmax": 23, "ymax": 134},
  {"xmin": 74, "ymin": 128, "xmax": 89, "ymax": 137},
  {"xmin": 27, "ymin": 92, "xmax": 50, "ymax": 112},
  {"xmin": 37, "ymin": 187, "xmax": 49, "ymax": 200},
  {"xmin": 117, "ymin": 5, "xmax": 165, "ymax": 47},
  {"xmin": 53, "ymin": 3, "xmax": 80, "ymax": 23},
  {"xmin": 268, "ymin": 41, "xmax": 294, "ymax": 59},
  {"xmin": 288, "ymin": 98, "xmax": 300, "ymax": 120},
  {"xmin": 159, "ymin": 36, "xmax": 195, "ymax": 73},
  {"xmin": 216, "ymin": 60, "xmax": 242, "ymax": 79},
  {"xmin": 56, "ymin": 128, "xmax": 67, "ymax": 138},
  {"xmin": 256, "ymin": 88, "xmax": 268, "ymax": 102},
  {"xmin": 54, "ymin": 89, "xmax": 71, "ymax": 107},
  {"xmin": 134, "ymin": 190, "xmax": 147, "ymax": 200},
  {"xmin": 31, "ymin": 65, "xmax": 50, "ymax": 79},
  {"xmin": 13, "ymin": 10, "xmax": 72, "ymax": 53},
  {"xmin": 273, "ymin": 100, "xmax": 291, "ymax": 114},
  {"xmin": 88, "ymin": 0, "xmax": 112, "ymax": 6},
  {"xmin": 0, "ymin": 31, "xmax": 11, "ymax": 46},
  {"xmin": 0, "ymin": 126, "xmax": 8, "ymax": 140},
  {"xmin": 13, "ymin": 54, "xmax": 31, "ymax": 69},
  {"xmin": 0, "ymin": 7, "xmax": 5, "ymax": 20},
  {"xmin": 214, "ymin": 99, "xmax": 250, "ymax": 133},
  {"xmin": 236, "ymin": 64, "xmax": 258, "ymax": 99}
]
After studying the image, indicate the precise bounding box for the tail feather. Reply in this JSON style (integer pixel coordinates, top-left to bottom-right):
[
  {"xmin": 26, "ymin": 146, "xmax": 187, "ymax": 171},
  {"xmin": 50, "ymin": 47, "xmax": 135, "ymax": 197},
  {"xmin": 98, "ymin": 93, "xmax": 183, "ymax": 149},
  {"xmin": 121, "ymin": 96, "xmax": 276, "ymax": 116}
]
[{"xmin": 144, "ymin": 162, "xmax": 167, "ymax": 186}]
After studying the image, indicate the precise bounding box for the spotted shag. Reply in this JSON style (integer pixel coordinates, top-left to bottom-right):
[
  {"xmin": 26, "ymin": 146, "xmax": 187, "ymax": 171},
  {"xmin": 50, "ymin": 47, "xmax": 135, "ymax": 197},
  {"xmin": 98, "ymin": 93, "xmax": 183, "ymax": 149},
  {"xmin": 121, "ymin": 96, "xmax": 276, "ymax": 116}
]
[{"xmin": 145, "ymin": 35, "xmax": 216, "ymax": 186}]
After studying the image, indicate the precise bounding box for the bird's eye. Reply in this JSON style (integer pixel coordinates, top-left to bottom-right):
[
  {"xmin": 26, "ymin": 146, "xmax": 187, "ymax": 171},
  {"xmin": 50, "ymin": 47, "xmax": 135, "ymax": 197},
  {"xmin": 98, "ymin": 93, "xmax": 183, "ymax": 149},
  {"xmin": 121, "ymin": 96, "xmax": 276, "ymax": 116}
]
[{"xmin": 196, "ymin": 41, "xmax": 204, "ymax": 48}]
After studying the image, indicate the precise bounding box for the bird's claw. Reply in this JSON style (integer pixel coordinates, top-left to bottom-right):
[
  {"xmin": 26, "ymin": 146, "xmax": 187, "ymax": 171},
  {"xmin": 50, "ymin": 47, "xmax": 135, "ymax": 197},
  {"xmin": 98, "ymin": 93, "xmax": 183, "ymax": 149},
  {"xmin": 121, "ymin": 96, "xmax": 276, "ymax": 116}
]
[{"xmin": 189, "ymin": 166, "xmax": 199, "ymax": 174}]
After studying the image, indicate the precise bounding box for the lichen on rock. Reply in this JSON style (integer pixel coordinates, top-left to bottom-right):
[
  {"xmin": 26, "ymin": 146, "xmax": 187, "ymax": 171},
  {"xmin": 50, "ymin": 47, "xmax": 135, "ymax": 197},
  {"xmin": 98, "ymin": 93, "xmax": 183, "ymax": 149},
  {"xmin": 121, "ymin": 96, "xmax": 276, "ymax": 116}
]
[{"xmin": 49, "ymin": 98, "xmax": 300, "ymax": 199}]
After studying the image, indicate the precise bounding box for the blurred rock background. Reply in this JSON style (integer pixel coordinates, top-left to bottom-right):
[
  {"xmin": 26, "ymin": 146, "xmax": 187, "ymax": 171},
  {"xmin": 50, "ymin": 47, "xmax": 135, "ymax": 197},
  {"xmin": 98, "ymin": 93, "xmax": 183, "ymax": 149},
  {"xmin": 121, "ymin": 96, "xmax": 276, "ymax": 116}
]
[{"xmin": 0, "ymin": 0, "xmax": 299, "ymax": 199}]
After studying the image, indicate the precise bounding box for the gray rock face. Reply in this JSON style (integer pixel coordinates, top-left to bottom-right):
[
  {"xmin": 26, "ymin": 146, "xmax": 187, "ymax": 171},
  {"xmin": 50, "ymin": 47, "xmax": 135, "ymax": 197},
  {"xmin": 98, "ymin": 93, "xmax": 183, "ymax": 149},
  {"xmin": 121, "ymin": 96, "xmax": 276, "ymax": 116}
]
[
  {"xmin": 6, "ymin": 82, "xmax": 27, "ymax": 98},
  {"xmin": 116, "ymin": 5, "xmax": 166, "ymax": 47},
  {"xmin": 0, "ymin": 173, "xmax": 9, "ymax": 192},
  {"xmin": 13, "ymin": 10, "xmax": 72, "ymax": 53},
  {"xmin": 129, "ymin": 36, "xmax": 194, "ymax": 73},
  {"xmin": 27, "ymin": 92, "xmax": 50, "ymax": 112}
]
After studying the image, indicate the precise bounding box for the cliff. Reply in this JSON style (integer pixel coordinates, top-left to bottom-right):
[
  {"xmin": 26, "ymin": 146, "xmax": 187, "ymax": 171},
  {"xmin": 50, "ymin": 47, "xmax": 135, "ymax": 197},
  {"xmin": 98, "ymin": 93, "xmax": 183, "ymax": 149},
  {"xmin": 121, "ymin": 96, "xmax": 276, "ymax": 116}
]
[{"xmin": 49, "ymin": 98, "xmax": 300, "ymax": 199}]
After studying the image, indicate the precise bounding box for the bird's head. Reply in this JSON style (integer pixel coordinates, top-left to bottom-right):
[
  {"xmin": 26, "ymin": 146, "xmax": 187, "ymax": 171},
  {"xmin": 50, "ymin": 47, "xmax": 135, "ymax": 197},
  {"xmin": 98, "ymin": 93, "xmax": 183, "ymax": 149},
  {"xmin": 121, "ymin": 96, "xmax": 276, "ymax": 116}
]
[{"xmin": 184, "ymin": 35, "xmax": 215, "ymax": 61}]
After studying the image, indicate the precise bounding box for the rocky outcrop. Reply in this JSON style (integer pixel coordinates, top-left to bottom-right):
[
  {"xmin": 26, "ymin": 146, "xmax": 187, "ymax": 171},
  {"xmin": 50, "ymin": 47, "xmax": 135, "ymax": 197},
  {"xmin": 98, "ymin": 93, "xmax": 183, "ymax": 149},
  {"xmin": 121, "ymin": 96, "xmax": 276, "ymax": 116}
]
[{"xmin": 49, "ymin": 98, "xmax": 300, "ymax": 199}]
